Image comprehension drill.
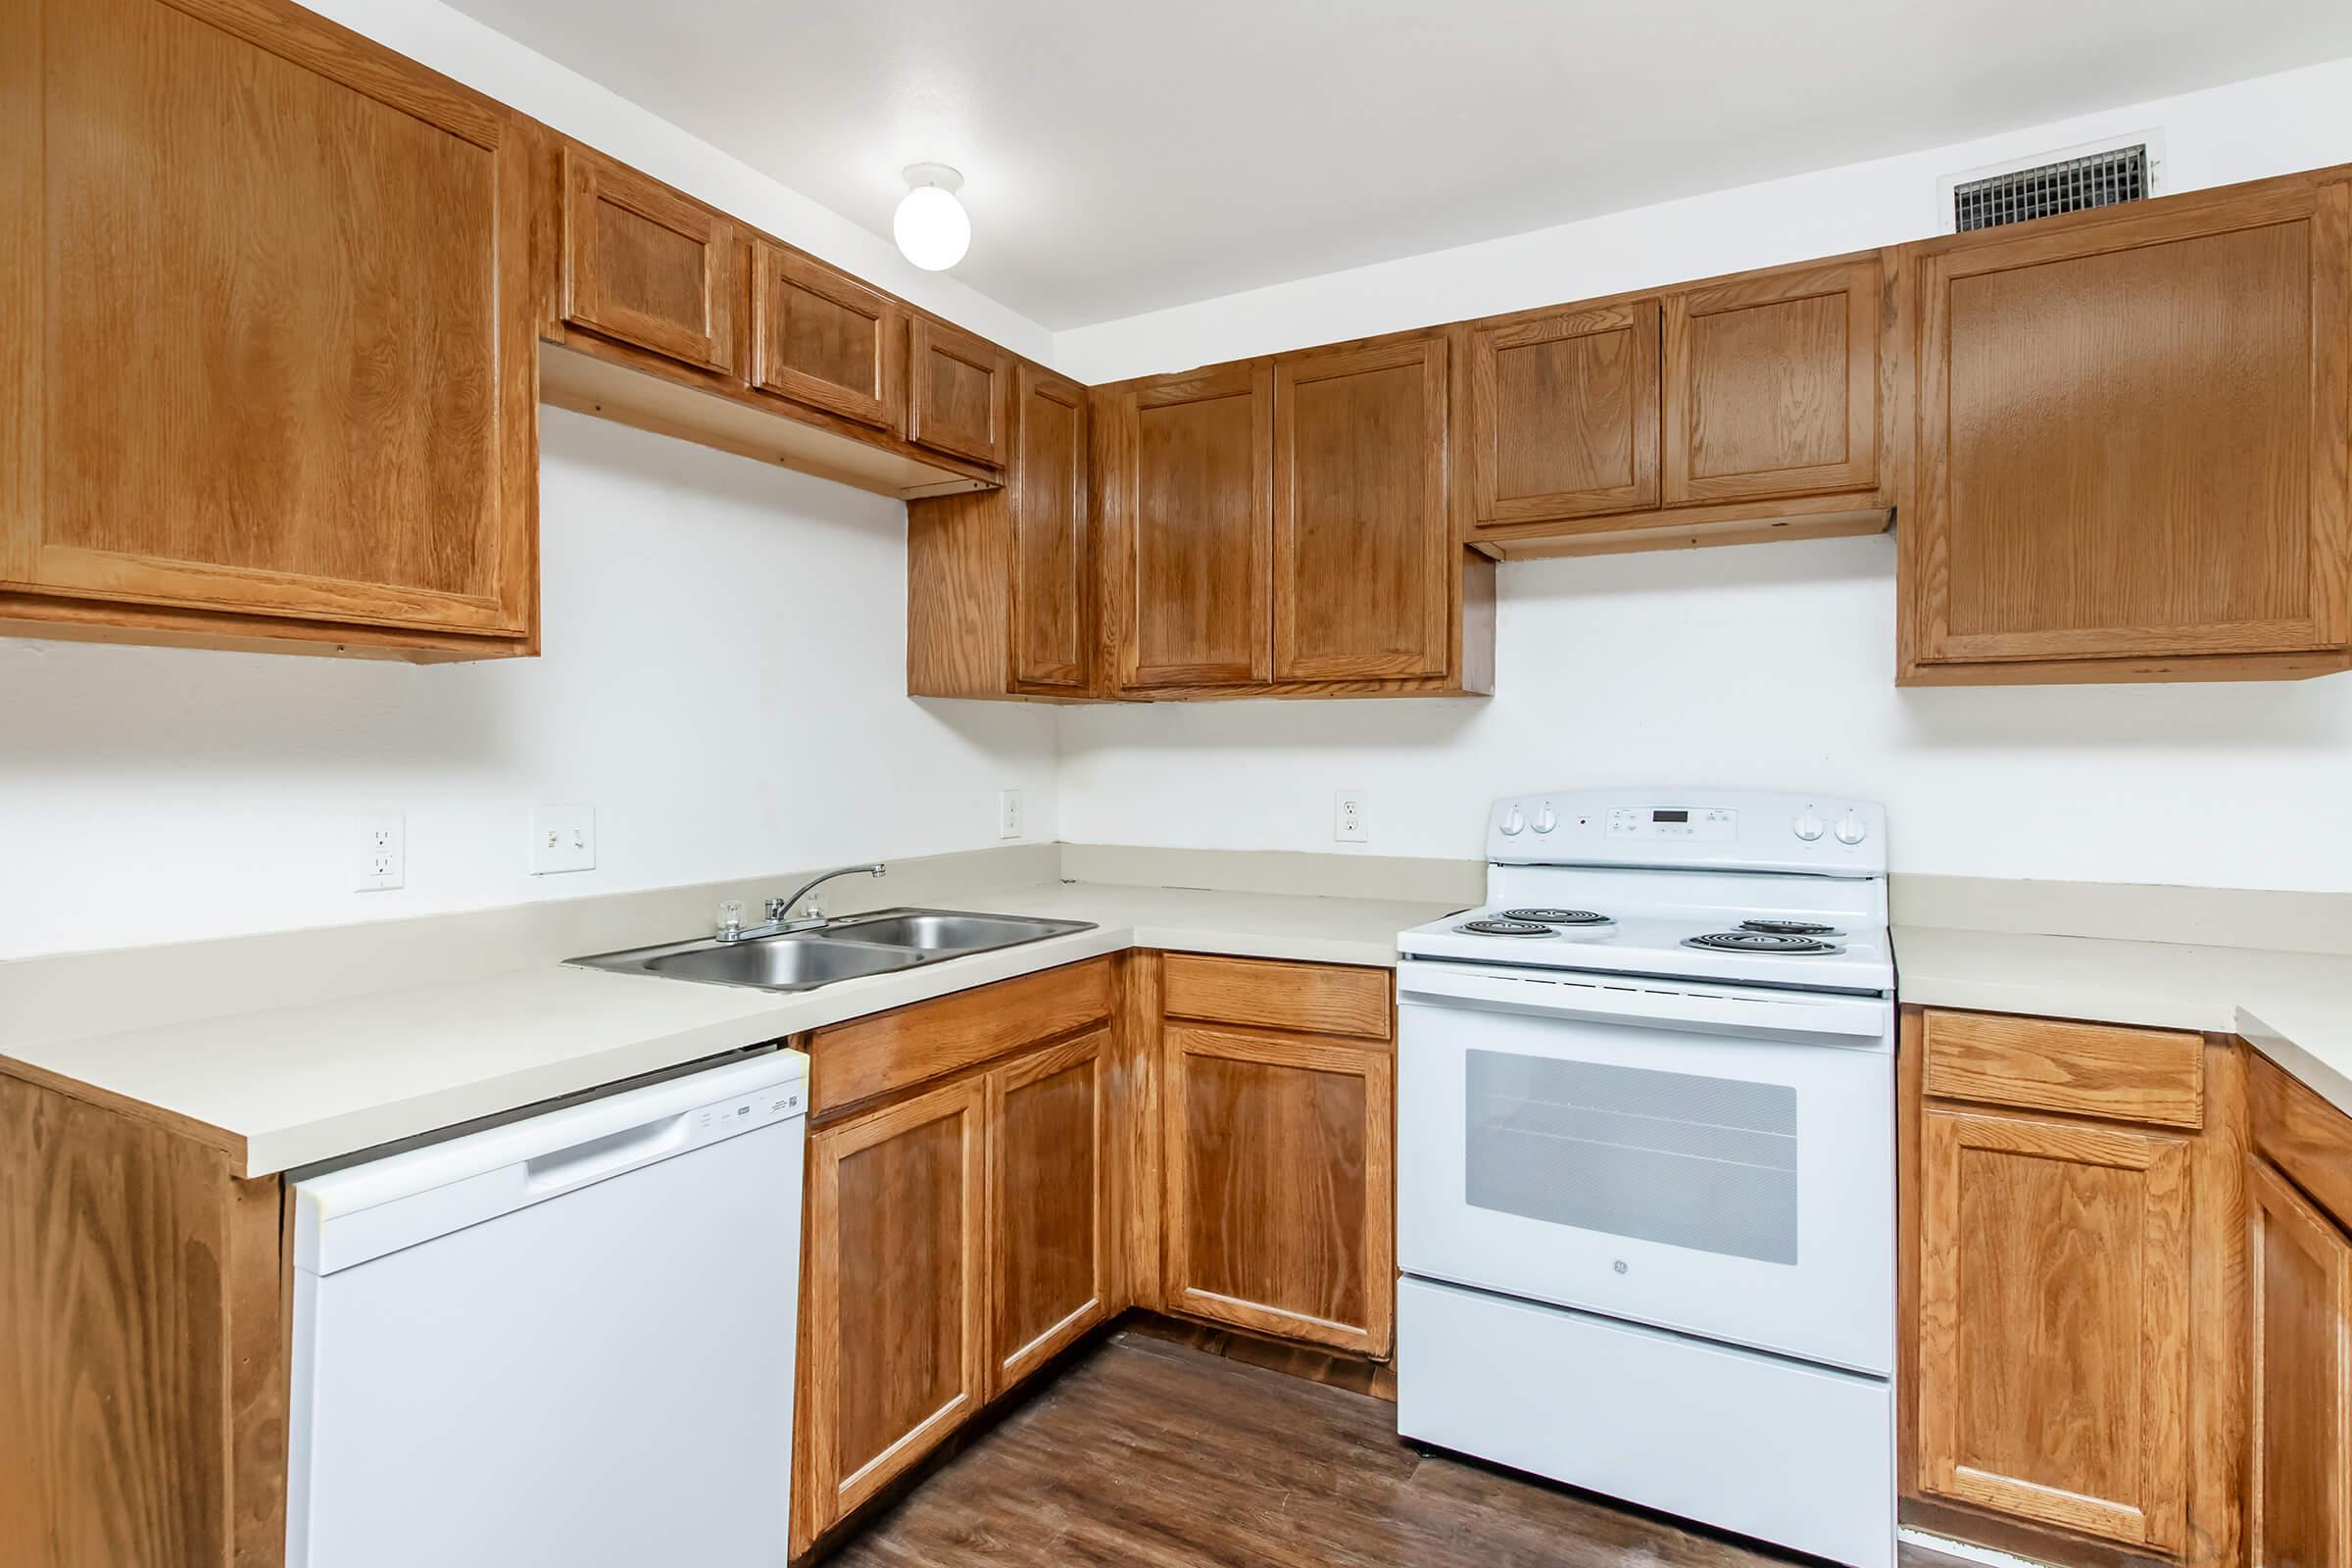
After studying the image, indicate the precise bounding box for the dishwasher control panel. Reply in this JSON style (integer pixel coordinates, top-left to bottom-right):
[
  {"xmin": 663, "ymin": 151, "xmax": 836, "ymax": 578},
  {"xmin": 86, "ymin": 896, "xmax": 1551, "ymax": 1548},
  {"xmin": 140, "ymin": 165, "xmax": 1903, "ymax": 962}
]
[{"xmin": 694, "ymin": 1084, "xmax": 803, "ymax": 1135}]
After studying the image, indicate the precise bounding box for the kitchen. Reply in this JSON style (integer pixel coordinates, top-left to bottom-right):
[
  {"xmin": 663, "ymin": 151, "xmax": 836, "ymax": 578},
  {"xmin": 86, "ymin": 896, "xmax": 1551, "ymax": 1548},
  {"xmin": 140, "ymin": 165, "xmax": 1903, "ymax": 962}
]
[{"xmin": 4, "ymin": 1, "xmax": 2352, "ymax": 1565}]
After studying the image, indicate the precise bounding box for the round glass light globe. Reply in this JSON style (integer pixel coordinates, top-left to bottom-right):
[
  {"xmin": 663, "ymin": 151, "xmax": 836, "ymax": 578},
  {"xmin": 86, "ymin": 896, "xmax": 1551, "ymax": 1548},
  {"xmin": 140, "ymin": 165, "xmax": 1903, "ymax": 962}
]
[{"xmin": 893, "ymin": 183, "xmax": 970, "ymax": 271}]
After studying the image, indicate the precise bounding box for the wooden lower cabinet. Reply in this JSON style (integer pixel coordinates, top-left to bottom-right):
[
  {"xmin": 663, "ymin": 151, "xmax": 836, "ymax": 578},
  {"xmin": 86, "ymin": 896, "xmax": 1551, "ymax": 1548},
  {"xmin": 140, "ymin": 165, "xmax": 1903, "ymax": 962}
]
[
  {"xmin": 1159, "ymin": 1021, "xmax": 1395, "ymax": 1355},
  {"xmin": 986, "ymin": 1028, "xmax": 1109, "ymax": 1393},
  {"xmin": 1916, "ymin": 1105, "xmax": 2193, "ymax": 1551},
  {"xmin": 2249, "ymin": 1156, "xmax": 2352, "ymax": 1568},
  {"xmin": 796, "ymin": 1075, "xmax": 989, "ymax": 1551}
]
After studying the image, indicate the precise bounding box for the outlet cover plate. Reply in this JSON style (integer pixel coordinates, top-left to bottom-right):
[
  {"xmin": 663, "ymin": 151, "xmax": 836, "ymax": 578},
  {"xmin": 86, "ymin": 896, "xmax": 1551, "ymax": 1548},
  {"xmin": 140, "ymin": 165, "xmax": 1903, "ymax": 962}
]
[
  {"xmin": 1334, "ymin": 789, "xmax": 1368, "ymax": 844},
  {"xmin": 999, "ymin": 789, "xmax": 1023, "ymax": 840},
  {"xmin": 356, "ymin": 812, "xmax": 405, "ymax": 892}
]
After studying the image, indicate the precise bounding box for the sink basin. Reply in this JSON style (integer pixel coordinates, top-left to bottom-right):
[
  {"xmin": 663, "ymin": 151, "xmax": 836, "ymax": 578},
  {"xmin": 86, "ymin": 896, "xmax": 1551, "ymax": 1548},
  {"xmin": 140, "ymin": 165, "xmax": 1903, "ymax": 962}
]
[
  {"xmin": 567, "ymin": 907, "xmax": 1096, "ymax": 994},
  {"xmin": 814, "ymin": 908, "xmax": 1091, "ymax": 954},
  {"xmin": 639, "ymin": 937, "xmax": 923, "ymax": 992}
]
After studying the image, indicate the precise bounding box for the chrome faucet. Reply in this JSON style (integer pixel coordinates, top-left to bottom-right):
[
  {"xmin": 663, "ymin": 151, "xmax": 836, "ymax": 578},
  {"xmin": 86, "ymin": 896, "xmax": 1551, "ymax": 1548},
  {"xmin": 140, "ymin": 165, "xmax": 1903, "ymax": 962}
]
[{"xmin": 715, "ymin": 863, "xmax": 887, "ymax": 942}]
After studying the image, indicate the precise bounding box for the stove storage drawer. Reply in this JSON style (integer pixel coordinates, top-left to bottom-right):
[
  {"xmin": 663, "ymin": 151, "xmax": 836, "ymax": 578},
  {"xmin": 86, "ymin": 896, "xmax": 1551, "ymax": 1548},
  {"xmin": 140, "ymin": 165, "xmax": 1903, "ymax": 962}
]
[{"xmin": 1920, "ymin": 1007, "xmax": 2204, "ymax": 1130}]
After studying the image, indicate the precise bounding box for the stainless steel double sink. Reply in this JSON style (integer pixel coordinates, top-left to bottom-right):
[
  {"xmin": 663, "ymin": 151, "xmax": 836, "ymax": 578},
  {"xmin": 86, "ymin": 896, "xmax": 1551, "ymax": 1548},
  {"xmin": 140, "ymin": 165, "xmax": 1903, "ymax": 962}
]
[{"xmin": 567, "ymin": 907, "xmax": 1097, "ymax": 994}]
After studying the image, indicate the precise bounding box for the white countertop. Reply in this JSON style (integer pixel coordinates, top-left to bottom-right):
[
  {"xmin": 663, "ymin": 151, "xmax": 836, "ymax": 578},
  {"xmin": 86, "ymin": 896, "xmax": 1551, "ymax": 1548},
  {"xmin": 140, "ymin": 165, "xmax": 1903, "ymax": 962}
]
[
  {"xmin": 1894, "ymin": 924, "xmax": 2352, "ymax": 1117},
  {"xmin": 1, "ymin": 881, "xmax": 1451, "ymax": 1177}
]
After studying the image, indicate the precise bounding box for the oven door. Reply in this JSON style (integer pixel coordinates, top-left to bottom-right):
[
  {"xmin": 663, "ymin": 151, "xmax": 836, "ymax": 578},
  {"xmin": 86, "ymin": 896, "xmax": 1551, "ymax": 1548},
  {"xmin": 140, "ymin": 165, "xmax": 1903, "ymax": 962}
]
[{"xmin": 1397, "ymin": 960, "xmax": 1894, "ymax": 1375}]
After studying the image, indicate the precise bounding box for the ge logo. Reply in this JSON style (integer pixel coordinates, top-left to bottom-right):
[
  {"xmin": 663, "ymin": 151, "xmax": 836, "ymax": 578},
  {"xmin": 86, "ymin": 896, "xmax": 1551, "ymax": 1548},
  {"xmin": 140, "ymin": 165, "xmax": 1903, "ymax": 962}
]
[{"xmin": 1612, "ymin": 1259, "xmax": 1629, "ymax": 1275}]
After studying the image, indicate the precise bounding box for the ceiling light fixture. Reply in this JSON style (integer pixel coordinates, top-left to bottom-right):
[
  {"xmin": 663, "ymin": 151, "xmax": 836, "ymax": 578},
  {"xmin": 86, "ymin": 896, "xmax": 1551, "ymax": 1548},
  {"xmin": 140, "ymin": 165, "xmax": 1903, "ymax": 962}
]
[{"xmin": 893, "ymin": 163, "xmax": 970, "ymax": 272}]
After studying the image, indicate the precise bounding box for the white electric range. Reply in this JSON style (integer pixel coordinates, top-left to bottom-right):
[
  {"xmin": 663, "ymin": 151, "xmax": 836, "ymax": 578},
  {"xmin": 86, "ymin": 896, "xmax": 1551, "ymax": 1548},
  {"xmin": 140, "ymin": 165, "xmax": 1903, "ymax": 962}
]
[{"xmin": 1394, "ymin": 788, "xmax": 1896, "ymax": 1568}]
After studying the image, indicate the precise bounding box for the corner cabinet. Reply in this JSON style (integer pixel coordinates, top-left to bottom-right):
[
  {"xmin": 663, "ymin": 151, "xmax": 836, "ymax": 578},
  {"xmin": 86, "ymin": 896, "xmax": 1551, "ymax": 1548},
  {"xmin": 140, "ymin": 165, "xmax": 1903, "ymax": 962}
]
[
  {"xmin": 906, "ymin": 365, "xmax": 1096, "ymax": 700},
  {"xmin": 1901, "ymin": 174, "xmax": 2352, "ymax": 685},
  {"xmin": 0, "ymin": 0, "xmax": 540, "ymax": 661}
]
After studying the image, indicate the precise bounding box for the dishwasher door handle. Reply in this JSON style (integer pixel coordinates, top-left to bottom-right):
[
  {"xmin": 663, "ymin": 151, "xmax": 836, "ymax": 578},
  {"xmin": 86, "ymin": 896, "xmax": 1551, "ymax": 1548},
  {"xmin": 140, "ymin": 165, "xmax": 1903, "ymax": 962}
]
[{"xmin": 524, "ymin": 1113, "xmax": 692, "ymax": 1197}]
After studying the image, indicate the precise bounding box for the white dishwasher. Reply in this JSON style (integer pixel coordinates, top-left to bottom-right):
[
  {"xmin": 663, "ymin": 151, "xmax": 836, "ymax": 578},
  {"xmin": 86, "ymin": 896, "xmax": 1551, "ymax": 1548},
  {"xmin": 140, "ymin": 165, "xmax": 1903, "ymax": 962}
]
[{"xmin": 285, "ymin": 1050, "xmax": 807, "ymax": 1568}]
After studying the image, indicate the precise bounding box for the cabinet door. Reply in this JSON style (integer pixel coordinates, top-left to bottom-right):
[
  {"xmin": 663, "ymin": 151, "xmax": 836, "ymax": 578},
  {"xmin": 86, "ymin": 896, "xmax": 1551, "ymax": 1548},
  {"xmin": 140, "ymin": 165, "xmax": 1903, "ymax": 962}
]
[
  {"xmin": 1467, "ymin": 300, "xmax": 1660, "ymax": 526},
  {"xmin": 750, "ymin": 241, "xmax": 901, "ymax": 430},
  {"xmin": 986, "ymin": 1028, "xmax": 1107, "ymax": 1395},
  {"xmin": 2250, "ymin": 1156, "xmax": 2352, "ymax": 1568},
  {"xmin": 1110, "ymin": 363, "xmax": 1275, "ymax": 689},
  {"xmin": 1917, "ymin": 1107, "xmax": 2191, "ymax": 1551},
  {"xmin": 5, "ymin": 0, "xmax": 536, "ymax": 642},
  {"xmin": 562, "ymin": 146, "xmax": 739, "ymax": 373},
  {"xmin": 1272, "ymin": 338, "xmax": 1449, "ymax": 682},
  {"xmin": 906, "ymin": 318, "xmax": 1009, "ymax": 466},
  {"xmin": 798, "ymin": 1077, "xmax": 986, "ymax": 1547},
  {"xmin": 1009, "ymin": 367, "xmax": 1093, "ymax": 693},
  {"xmin": 1662, "ymin": 259, "xmax": 1880, "ymax": 506},
  {"xmin": 1161, "ymin": 1022, "xmax": 1394, "ymax": 1354},
  {"xmin": 1912, "ymin": 180, "xmax": 2351, "ymax": 668}
]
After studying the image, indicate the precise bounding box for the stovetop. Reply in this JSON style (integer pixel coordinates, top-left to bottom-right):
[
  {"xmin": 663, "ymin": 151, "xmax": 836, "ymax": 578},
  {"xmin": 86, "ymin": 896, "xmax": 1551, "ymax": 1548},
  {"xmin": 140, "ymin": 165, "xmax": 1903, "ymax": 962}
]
[{"xmin": 1398, "ymin": 906, "xmax": 1893, "ymax": 994}]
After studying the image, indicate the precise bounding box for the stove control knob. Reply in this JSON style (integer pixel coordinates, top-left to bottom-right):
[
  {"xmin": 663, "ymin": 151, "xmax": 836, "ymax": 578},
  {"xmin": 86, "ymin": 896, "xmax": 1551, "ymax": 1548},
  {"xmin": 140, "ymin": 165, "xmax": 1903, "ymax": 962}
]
[
  {"xmin": 1792, "ymin": 812, "xmax": 1825, "ymax": 842},
  {"xmin": 1499, "ymin": 807, "xmax": 1527, "ymax": 836},
  {"xmin": 1533, "ymin": 806, "xmax": 1558, "ymax": 834},
  {"xmin": 1835, "ymin": 811, "xmax": 1868, "ymax": 846}
]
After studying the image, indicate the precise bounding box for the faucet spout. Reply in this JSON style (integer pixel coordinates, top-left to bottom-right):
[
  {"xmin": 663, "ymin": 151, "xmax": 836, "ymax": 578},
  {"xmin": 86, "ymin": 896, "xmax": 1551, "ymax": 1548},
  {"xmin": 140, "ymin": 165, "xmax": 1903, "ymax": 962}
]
[{"xmin": 717, "ymin": 862, "xmax": 888, "ymax": 941}]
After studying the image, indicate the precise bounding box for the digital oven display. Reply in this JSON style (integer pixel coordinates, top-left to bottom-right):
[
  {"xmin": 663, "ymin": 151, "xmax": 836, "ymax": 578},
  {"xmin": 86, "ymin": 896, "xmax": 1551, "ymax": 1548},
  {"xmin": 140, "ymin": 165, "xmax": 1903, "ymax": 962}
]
[{"xmin": 1652, "ymin": 809, "xmax": 1690, "ymax": 823}]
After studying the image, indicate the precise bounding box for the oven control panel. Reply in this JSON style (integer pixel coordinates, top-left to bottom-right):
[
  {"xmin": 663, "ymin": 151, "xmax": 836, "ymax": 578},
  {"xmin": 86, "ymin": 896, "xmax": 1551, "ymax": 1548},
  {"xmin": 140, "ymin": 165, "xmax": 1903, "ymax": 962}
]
[{"xmin": 1489, "ymin": 789, "xmax": 1886, "ymax": 877}]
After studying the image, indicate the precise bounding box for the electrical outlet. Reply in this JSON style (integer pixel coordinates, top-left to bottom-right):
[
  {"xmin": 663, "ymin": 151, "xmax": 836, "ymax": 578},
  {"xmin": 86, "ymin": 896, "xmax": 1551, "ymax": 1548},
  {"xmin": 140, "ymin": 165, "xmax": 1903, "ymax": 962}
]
[
  {"xmin": 1334, "ymin": 789, "xmax": 1368, "ymax": 844},
  {"xmin": 999, "ymin": 789, "xmax": 1023, "ymax": 841},
  {"xmin": 528, "ymin": 805, "xmax": 597, "ymax": 875},
  {"xmin": 356, "ymin": 813, "xmax": 405, "ymax": 891}
]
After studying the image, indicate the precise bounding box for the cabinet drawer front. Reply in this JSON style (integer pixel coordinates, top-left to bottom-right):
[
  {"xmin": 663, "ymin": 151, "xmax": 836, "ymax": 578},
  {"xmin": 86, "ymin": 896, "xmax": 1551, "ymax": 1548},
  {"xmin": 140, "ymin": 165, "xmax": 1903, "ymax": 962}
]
[
  {"xmin": 1922, "ymin": 1008, "xmax": 2204, "ymax": 1129},
  {"xmin": 1161, "ymin": 954, "xmax": 1392, "ymax": 1040},
  {"xmin": 809, "ymin": 957, "xmax": 1112, "ymax": 1114},
  {"xmin": 2250, "ymin": 1049, "xmax": 2352, "ymax": 1226}
]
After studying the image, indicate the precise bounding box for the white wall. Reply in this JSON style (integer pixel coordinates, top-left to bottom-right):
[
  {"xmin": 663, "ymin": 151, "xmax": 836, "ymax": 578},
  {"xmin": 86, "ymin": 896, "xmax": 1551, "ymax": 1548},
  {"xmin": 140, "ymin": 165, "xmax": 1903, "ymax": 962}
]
[
  {"xmin": 1056, "ymin": 535, "xmax": 2352, "ymax": 891},
  {"xmin": 0, "ymin": 411, "xmax": 1059, "ymax": 959},
  {"xmin": 307, "ymin": 0, "xmax": 1052, "ymax": 363},
  {"xmin": 1054, "ymin": 59, "xmax": 2352, "ymax": 893},
  {"xmin": 1054, "ymin": 56, "xmax": 2352, "ymax": 382}
]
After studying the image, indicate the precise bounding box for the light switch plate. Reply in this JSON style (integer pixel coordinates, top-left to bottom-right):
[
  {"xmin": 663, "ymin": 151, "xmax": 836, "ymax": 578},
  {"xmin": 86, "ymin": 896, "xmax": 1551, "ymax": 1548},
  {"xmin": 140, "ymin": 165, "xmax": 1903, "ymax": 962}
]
[
  {"xmin": 356, "ymin": 813, "xmax": 405, "ymax": 891},
  {"xmin": 529, "ymin": 805, "xmax": 596, "ymax": 875}
]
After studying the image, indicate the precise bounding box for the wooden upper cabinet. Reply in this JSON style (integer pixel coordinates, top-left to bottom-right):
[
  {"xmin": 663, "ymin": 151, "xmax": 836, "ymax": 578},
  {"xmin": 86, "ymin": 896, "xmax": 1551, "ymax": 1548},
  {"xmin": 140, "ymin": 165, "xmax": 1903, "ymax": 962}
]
[
  {"xmin": 1916, "ymin": 1105, "xmax": 2192, "ymax": 1553},
  {"xmin": 1108, "ymin": 362, "xmax": 1275, "ymax": 689},
  {"xmin": 1272, "ymin": 337, "xmax": 1451, "ymax": 682},
  {"xmin": 796, "ymin": 1076, "xmax": 987, "ymax": 1552},
  {"xmin": 749, "ymin": 241, "xmax": 902, "ymax": 430},
  {"xmin": 1, "ymin": 0, "xmax": 538, "ymax": 658},
  {"xmin": 1160, "ymin": 1021, "xmax": 1395, "ymax": 1356},
  {"xmin": 1009, "ymin": 367, "xmax": 1092, "ymax": 692},
  {"xmin": 562, "ymin": 146, "xmax": 739, "ymax": 374},
  {"xmin": 1663, "ymin": 259, "xmax": 1880, "ymax": 506},
  {"xmin": 2249, "ymin": 1155, "xmax": 2352, "ymax": 1568},
  {"xmin": 1906, "ymin": 176, "xmax": 2352, "ymax": 682},
  {"xmin": 907, "ymin": 318, "xmax": 1010, "ymax": 467},
  {"xmin": 1467, "ymin": 300, "xmax": 1660, "ymax": 526},
  {"xmin": 986, "ymin": 1028, "xmax": 1108, "ymax": 1396}
]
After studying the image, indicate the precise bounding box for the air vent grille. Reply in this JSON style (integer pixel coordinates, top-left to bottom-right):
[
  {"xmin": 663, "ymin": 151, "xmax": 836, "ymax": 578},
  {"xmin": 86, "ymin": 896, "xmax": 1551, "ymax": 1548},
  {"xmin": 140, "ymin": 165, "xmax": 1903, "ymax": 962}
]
[{"xmin": 1952, "ymin": 144, "xmax": 2149, "ymax": 232}]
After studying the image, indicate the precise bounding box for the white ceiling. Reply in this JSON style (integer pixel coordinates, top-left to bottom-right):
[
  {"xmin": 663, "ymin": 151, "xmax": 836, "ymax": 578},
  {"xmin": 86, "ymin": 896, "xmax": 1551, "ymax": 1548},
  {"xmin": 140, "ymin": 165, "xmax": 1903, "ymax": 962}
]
[{"xmin": 449, "ymin": 0, "xmax": 2352, "ymax": 329}]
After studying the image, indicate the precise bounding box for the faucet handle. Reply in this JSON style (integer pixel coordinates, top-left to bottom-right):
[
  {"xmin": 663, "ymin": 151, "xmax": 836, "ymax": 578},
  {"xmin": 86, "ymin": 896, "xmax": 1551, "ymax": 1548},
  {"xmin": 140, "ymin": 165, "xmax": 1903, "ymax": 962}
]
[{"xmin": 716, "ymin": 900, "xmax": 745, "ymax": 939}]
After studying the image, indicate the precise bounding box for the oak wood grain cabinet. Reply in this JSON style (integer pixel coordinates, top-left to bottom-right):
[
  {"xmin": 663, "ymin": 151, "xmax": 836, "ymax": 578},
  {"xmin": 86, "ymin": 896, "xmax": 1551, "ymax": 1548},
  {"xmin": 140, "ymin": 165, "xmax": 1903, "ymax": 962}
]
[
  {"xmin": 0, "ymin": 1072, "xmax": 288, "ymax": 1568},
  {"xmin": 906, "ymin": 366, "xmax": 1095, "ymax": 699},
  {"xmin": 562, "ymin": 145, "xmax": 740, "ymax": 374},
  {"xmin": 907, "ymin": 318, "xmax": 1012, "ymax": 468},
  {"xmin": 0, "ymin": 0, "xmax": 539, "ymax": 661},
  {"xmin": 1901, "ymin": 1007, "xmax": 2247, "ymax": 1568},
  {"xmin": 986, "ymin": 1027, "xmax": 1109, "ymax": 1394},
  {"xmin": 749, "ymin": 241, "xmax": 903, "ymax": 431},
  {"xmin": 1102, "ymin": 361, "xmax": 1277, "ymax": 690},
  {"xmin": 796, "ymin": 1074, "xmax": 989, "ymax": 1551},
  {"xmin": 1273, "ymin": 337, "xmax": 1452, "ymax": 681},
  {"xmin": 1901, "ymin": 172, "xmax": 2352, "ymax": 685},
  {"xmin": 1155, "ymin": 956, "xmax": 1396, "ymax": 1357},
  {"xmin": 1460, "ymin": 254, "xmax": 1897, "ymax": 560}
]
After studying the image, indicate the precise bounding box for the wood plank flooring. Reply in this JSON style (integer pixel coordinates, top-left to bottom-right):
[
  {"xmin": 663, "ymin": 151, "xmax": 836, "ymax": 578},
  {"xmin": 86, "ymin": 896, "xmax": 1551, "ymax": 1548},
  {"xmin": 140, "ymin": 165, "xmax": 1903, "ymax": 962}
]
[{"xmin": 829, "ymin": 1328, "xmax": 1952, "ymax": 1568}]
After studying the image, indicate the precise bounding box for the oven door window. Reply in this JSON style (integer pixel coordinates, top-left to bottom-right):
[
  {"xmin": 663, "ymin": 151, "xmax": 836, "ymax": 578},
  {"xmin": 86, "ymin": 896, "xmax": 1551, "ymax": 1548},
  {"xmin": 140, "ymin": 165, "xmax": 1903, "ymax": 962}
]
[{"xmin": 1465, "ymin": 1049, "xmax": 1798, "ymax": 1264}]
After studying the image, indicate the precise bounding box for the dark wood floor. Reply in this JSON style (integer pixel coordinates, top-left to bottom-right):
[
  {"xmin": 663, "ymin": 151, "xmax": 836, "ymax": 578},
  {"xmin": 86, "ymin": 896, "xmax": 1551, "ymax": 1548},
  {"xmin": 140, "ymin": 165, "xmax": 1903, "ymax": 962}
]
[{"xmin": 831, "ymin": 1328, "xmax": 1955, "ymax": 1568}]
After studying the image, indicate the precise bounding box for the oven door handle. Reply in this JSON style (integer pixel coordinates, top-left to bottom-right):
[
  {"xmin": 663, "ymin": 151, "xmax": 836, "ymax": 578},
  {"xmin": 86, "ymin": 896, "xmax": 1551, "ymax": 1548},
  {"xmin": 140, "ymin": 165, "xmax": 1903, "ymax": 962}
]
[{"xmin": 1396, "ymin": 962, "xmax": 1888, "ymax": 1048}]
